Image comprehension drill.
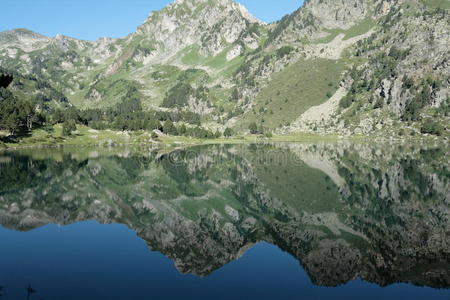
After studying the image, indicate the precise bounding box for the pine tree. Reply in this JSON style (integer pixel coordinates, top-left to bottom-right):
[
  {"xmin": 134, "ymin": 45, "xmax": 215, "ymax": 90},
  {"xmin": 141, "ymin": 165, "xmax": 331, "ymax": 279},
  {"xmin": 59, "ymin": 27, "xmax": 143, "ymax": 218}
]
[
  {"xmin": 0, "ymin": 90, "xmax": 38, "ymax": 136},
  {"xmin": 163, "ymin": 120, "xmax": 178, "ymax": 135},
  {"xmin": 179, "ymin": 124, "xmax": 187, "ymax": 135},
  {"xmin": 62, "ymin": 119, "xmax": 77, "ymax": 136},
  {"xmin": 224, "ymin": 127, "xmax": 234, "ymax": 137}
]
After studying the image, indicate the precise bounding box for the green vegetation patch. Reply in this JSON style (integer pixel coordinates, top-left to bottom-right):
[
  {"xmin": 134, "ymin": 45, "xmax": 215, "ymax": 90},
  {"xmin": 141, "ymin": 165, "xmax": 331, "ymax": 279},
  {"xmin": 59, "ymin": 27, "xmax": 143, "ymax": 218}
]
[
  {"xmin": 179, "ymin": 44, "xmax": 243, "ymax": 71},
  {"xmin": 247, "ymin": 147, "xmax": 343, "ymax": 214},
  {"xmin": 82, "ymin": 76, "xmax": 144, "ymax": 109},
  {"xmin": 422, "ymin": 0, "xmax": 450, "ymax": 9},
  {"xmin": 317, "ymin": 18, "xmax": 376, "ymax": 44},
  {"xmin": 237, "ymin": 58, "xmax": 346, "ymax": 131},
  {"xmin": 180, "ymin": 45, "xmax": 203, "ymax": 65}
]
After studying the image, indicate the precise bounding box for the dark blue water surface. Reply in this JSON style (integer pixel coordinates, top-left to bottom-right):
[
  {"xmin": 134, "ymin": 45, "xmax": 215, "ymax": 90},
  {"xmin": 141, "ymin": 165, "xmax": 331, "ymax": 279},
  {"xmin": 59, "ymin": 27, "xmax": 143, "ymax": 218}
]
[
  {"xmin": 0, "ymin": 144, "xmax": 449, "ymax": 299},
  {"xmin": 0, "ymin": 221, "xmax": 447, "ymax": 300}
]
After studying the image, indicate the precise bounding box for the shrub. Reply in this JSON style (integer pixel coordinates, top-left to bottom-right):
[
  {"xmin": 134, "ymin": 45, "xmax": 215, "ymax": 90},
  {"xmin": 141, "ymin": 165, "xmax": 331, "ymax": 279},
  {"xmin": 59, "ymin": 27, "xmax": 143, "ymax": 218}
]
[
  {"xmin": 151, "ymin": 131, "xmax": 159, "ymax": 139},
  {"xmin": 276, "ymin": 46, "xmax": 294, "ymax": 58},
  {"xmin": 402, "ymin": 75, "xmax": 414, "ymax": 89},
  {"xmin": 62, "ymin": 120, "xmax": 77, "ymax": 136},
  {"xmin": 248, "ymin": 122, "xmax": 258, "ymax": 134},
  {"xmin": 264, "ymin": 132, "xmax": 273, "ymax": 138},
  {"xmin": 178, "ymin": 124, "xmax": 187, "ymax": 135},
  {"xmin": 224, "ymin": 127, "xmax": 234, "ymax": 137},
  {"xmin": 163, "ymin": 120, "xmax": 178, "ymax": 135},
  {"xmin": 420, "ymin": 119, "xmax": 443, "ymax": 136},
  {"xmin": 373, "ymin": 98, "xmax": 384, "ymax": 109},
  {"xmin": 340, "ymin": 96, "xmax": 353, "ymax": 109}
]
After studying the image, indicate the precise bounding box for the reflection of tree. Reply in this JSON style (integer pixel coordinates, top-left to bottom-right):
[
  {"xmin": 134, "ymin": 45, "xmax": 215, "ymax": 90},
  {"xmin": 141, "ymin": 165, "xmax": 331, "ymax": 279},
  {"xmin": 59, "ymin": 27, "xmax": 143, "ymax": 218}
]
[
  {"xmin": 0, "ymin": 144, "xmax": 448, "ymax": 289},
  {"xmin": 0, "ymin": 285, "xmax": 44, "ymax": 300},
  {"xmin": 26, "ymin": 285, "xmax": 36, "ymax": 300}
]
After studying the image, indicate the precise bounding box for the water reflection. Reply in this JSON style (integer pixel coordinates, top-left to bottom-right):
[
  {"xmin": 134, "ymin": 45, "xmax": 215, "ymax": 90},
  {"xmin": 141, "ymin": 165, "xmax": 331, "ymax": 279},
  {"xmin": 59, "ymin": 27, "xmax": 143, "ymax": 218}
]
[{"xmin": 0, "ymin": 142, "xmax": 449, "ymax": 290}]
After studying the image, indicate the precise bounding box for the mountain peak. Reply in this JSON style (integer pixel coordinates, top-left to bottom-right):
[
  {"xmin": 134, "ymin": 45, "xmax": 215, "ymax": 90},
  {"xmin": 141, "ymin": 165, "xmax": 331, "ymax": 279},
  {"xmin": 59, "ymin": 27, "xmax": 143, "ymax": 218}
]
[
  {"xmin": 132, "ymin": 0, "xmax": 264, "ymax": 59},
  {"xmin": 0, "ymin": 28, "xmax": 47, "ymax": 39},
  {"xmin": 0, "ymin": 28, "xmax": 50, "ymax": 52},
  {"xmin": 264, "ymin": 0, "xmax": 376, "ymax": 47},
  {"xmin": 144, "ymin": 0, "xmax": 263, "ymax": 25}
]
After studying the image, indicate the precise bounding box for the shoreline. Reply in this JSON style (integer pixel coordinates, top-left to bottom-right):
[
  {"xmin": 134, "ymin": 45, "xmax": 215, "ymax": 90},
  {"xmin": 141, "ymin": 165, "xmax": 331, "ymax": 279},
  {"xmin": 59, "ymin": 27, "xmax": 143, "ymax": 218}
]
[{"xmin": 1, "ymin": 129, "xmax": 448, "ymax": 152}]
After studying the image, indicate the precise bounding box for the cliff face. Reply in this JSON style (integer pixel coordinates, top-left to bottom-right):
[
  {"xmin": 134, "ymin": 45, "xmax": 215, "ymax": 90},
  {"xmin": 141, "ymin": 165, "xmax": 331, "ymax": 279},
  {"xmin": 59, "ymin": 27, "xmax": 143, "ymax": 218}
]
[{"xmin": 0, "ymin": 143, "xmax": 448, "ymax": 287}]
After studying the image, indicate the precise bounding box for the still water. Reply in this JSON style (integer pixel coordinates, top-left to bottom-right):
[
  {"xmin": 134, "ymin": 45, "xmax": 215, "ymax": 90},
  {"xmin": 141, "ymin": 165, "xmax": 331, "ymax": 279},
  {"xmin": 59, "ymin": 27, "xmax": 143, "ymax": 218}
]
[{"xmin": 0, "ymin": 142, "xmax": 449, "ymax": 300}]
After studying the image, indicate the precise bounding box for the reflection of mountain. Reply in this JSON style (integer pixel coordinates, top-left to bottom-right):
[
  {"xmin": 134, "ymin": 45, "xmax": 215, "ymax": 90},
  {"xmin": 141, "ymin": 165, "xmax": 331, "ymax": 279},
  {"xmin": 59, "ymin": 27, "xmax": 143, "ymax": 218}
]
[{"xmin": 0, "ymin": 143, "xmax": 449, "ymax": 288}]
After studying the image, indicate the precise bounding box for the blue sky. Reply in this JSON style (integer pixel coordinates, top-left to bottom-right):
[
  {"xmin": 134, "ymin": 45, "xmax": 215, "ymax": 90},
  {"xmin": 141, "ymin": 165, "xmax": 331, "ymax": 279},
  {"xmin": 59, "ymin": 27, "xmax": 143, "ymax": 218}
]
[{"xmin": 1, "ymin": 0, "xmax": 303, "ymax": 41}]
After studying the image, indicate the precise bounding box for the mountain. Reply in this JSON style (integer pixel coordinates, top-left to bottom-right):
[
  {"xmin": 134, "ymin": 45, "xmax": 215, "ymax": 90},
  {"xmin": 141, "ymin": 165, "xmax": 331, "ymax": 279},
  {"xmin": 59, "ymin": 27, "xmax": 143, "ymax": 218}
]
[
  {"xmin": 83, "ymin": 0, "xmax": 265, "ymax": 110},
  {"xmin": 0, "ymin": 0, "xmax": 449, "ymax": 137},
  {"xmin": 128, "ymin": 0, "xmax": 263, "ymax": 63},
  {"xmin": 284, "ymin": 0, "xmax": 450, "ymax": 136},
  {"xmin": 264, "ymin": 0, "xmax": 373, "ymax": 47}
]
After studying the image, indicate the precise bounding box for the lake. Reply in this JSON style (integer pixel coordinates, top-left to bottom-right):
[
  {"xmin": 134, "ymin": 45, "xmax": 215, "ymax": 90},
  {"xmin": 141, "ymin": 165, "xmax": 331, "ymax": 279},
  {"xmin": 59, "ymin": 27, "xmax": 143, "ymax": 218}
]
[{"xmin": 0, "ymin": 142, "xmax": 449, "ymax": 300}]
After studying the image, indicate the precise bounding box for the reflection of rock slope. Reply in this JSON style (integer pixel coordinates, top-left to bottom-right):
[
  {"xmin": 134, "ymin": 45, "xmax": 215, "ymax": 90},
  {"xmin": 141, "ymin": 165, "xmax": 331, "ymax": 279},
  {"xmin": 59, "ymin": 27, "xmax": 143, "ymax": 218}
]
[
  {"xmin": 271, "ymin": 142, "xmax": 450, "ymax": 287},
  {"xmin": 0, "ymin": 143, "xmax": 449, "ymax": 287}
]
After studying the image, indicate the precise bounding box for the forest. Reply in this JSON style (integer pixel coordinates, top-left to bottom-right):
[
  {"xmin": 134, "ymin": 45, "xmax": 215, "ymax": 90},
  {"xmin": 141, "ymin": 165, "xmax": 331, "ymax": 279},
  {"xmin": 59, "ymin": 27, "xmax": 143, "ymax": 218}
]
[{"xmin": 0, "ymin": 71, "xmax": 233, "ymax": 140}]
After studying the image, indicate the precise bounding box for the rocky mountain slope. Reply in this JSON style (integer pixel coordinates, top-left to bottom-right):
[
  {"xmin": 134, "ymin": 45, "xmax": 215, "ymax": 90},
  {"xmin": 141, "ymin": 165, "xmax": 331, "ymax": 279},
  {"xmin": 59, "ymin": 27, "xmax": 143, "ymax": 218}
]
[
  {"xmin": 0, "ymin": 0, "xmax": 449, "ymax": 136},
  {"xmin": 285, "ymin": 0, "xmax": 450, "ymax": 136}
]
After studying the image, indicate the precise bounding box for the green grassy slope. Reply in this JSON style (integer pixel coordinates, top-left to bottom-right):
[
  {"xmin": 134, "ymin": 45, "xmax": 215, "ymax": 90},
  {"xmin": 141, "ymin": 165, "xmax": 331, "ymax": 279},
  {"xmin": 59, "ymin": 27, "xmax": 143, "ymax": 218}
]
[
  {"xmin": 316, "ymin": 17, "xmax": 376, "ymax": 44},
  {"xmin": 248, "ymin": 148, "xmax": 343, "ymax": 214},
  {"xmin": 422, "ymin": 0, "xmax": 450, "ymax": 9},
  {"xmin": 235, "ymin": 58, "xmax": 346, "ymax": 131}
]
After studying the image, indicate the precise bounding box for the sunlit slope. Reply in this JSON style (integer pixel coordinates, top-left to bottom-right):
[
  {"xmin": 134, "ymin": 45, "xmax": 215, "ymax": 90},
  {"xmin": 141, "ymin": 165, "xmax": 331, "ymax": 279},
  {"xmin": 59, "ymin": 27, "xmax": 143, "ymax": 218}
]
[{"xmin": 235, "ymin": 59, "xmax": 346, "ymax": 130}]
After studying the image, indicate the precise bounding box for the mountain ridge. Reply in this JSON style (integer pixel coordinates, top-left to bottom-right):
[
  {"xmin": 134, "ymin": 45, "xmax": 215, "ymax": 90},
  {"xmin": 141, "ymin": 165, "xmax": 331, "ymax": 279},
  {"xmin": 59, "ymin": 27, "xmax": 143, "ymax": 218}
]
[{"xmin": 0, "ymin": 0, "xmax": 449, "ymax": 139}]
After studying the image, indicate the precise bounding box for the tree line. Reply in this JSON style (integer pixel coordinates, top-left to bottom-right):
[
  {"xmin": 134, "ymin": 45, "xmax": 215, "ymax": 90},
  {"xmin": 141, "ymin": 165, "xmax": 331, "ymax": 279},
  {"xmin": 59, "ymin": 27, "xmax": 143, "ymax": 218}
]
[
  {"xmin": 0, "ymin": 74, "xmax": 44, "ymax": 136},
  {"xmin": 0, "ymin": 72, "xmax": 236, "ymax": 139}
]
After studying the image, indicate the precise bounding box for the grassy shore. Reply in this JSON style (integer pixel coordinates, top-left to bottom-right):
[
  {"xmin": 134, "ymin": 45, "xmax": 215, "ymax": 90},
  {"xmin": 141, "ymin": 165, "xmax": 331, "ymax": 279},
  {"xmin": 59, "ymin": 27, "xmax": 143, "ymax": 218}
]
[{"xmin": 0, "ymin": 124, "xmax": 447, "ymax": 151}]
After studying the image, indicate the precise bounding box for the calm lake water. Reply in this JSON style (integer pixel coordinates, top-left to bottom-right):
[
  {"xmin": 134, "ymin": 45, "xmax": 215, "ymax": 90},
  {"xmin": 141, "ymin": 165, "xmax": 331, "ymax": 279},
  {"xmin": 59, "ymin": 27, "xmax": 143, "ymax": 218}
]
[{"xmin": 0, "ymin": 142, "xmax": 449, "ymax": 300}]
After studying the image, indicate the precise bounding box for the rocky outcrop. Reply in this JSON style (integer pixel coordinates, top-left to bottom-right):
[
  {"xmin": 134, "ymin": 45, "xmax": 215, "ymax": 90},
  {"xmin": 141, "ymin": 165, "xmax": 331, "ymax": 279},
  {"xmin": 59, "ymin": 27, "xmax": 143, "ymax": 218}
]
[
  {"xmin": 132, "ymin": 0, "xmax": 263, "ymax": 61},
  {"xmin": 265, "ymin": 0, "xmax": 376, "ymax": 47},
  {"xmin": 0, "ymin": 28, "xmax": 51, "ymax": 52}
]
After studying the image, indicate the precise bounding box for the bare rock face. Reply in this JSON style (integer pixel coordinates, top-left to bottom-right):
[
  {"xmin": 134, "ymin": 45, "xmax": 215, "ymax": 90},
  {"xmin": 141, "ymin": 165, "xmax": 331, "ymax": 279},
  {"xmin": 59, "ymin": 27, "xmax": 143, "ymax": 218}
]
[
  {"xmin": 266, "ymin": 0, "xmax": 375, "ymax": 46},
  {"xmin": 133, "ymin": 0, "xmax": 263, "ymax": 60},
  {"xmin": 226, "ymin": 44, "xmax": 243, "ymax": 61},
  {"xmin": 0, "ymin": 29, "xmax": 51, "ymax": 52},
  {"xmin": 304, "ymin": 0, "xmax": 368, "ymax": 29}
]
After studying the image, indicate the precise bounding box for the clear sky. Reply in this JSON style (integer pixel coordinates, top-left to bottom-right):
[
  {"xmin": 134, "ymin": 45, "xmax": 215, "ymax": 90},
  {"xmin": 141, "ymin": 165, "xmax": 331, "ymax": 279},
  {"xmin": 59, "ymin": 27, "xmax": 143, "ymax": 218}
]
[{"xmin": 1, "ymin": 0, "xmax": 304, "ymax": 41}]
